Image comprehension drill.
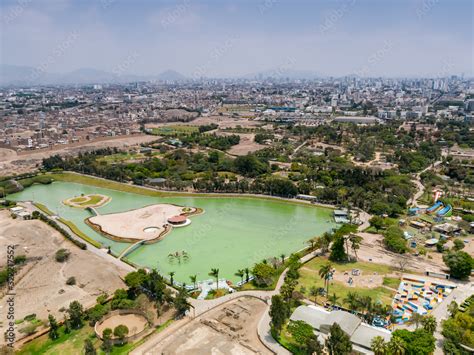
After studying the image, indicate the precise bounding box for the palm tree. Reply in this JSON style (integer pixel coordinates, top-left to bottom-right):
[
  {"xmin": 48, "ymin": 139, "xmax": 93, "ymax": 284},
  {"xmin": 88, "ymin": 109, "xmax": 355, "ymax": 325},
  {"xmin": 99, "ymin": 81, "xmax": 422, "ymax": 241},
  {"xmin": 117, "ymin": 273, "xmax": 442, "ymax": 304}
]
[
  {"xmin": 388, "ymin": 336, "xmax": 406, "ymax": 355},
  {"xmin": 280, "ymin": 254, "xmax": 285, "ymax": 264},
  {"xmin": 307, "ymin": 237, "xmax": 317, "ymax": 251},
  {"xmin": 168, "ymin": 271, "xmax": 175, "ymax": 286},
  {"xmin": 421, "ymin": 315, "xmax": 437, "ymax": 334},
  {"xmin": 329, "ymin": 293, "xmax": 339, "ymax": 307},
  {"xmin": 244, "ymin": 267, "xmax": 250, "ymax": 283},
  {"xmin": 344, "ymin": 291, "xmax": 360, "ymax": 311},
  {"xmin": 235, "ymin": 269, "xmax": 244, "ymax": 284},
  {"xmin": 371, "ymin": 336, "xmax": 387, "ymax": 355},
  {"xmin": 349, "ymin": 234, "xmax": 362, "ymax": 260},
  {"xmin": 410, "ymin": 312, "xmax": 423, "ymax": 329},
  {"xmin": 209, "ymin": 268, "xmax": 219, "ymax": 289},
  {"xmin": 189, "ymin": 275, "xmax": 197, "ymax": 290},
  {"xmin": 318, "ymin": 262, "xmax": 332, "ymax": 296},
  {"xmin": 309, "ymin": 286, "xmax": 319, "ymax": 304}
]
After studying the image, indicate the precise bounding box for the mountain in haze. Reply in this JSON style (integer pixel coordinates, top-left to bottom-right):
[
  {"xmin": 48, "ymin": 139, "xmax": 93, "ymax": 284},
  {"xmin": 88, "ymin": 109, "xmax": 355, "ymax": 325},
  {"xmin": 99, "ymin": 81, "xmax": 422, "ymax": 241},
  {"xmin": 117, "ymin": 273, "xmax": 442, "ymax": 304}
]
[
  {"xmin": 156, "ymin": 69, "xmax": 186, "ymax": 82},
  {"xmin": 0, "ymin": 64, "xmax": 187, "ymax": 86},
  {"xmin": 243, "ymin": 69, "xmax": 323, "ymax": 80}
]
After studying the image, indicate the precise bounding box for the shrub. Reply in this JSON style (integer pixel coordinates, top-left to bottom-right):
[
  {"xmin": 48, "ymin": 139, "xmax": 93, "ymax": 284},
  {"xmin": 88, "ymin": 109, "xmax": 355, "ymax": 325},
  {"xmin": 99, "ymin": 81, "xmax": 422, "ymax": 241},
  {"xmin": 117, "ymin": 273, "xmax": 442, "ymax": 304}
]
[
  {"xmin": 55, "ymin": 249, "xmax": 71, "ymax": 262},
  {"xmin": 66, "ymin": 276, "xmax": 76, "ymax": 285},
  {"xmin": 383, "ymin": 226, "xmax": 407, "ymax": 253},
  {"xmin": 14, "ymin": 255, "xmax": 27, "ymax": 264}
]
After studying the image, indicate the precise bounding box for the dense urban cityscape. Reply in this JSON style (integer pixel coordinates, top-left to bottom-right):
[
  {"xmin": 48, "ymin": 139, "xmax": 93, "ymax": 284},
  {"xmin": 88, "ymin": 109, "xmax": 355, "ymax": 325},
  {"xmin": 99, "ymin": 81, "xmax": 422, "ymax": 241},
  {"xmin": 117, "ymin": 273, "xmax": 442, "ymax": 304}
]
[{"xmin": 0, "ymin": 0, "xmax": 472, "ymax": 355}]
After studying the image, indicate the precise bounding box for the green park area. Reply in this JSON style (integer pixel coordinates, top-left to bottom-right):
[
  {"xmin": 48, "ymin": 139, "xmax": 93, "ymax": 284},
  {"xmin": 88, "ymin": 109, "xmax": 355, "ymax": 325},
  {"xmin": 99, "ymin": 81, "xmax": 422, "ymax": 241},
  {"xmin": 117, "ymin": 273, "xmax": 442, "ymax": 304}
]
[
  {"xmin": 297, "ymin": 257, "xmax": 398, "ymax": 307},
  {"xmin": 150, "ymin": 125, "xmax": 199, "ymax": 136}
]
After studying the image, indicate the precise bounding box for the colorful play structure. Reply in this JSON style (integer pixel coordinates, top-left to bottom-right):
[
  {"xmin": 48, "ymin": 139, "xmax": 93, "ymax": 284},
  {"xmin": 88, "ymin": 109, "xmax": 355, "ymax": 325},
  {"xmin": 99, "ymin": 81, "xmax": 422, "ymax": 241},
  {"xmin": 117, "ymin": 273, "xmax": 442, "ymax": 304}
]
[
  {"xmin": 426, "ymin": 201, "xmax": 452, "ymax": 217},
  {"xmin": 392, "ymin": 276, "xmax": 456, "ymax": 324}
]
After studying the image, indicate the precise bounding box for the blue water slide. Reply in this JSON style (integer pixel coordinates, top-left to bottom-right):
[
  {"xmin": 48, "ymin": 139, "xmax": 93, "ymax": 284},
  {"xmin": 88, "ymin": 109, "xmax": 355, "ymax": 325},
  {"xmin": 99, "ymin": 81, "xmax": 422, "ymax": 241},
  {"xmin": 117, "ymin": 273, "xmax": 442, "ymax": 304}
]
[
  {"xmin": 427, "ymin": 201, "xmax": 443, "ymax": 213},
  {"xmin": 436, "ymin": 204, "xmax": 452, "ymax": 217}
]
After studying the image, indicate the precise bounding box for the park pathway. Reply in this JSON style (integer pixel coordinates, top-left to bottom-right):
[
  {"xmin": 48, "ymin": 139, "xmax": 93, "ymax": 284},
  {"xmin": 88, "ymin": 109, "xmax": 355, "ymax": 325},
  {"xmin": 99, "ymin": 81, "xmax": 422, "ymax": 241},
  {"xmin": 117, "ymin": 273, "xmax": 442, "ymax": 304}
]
[
  {"xmin": 408, "ymin": 160, "xmax": 442, "ymax": 207},
  {"xmin": 132, "ymin": 253, "xmax": 320, "ymax": 354}
]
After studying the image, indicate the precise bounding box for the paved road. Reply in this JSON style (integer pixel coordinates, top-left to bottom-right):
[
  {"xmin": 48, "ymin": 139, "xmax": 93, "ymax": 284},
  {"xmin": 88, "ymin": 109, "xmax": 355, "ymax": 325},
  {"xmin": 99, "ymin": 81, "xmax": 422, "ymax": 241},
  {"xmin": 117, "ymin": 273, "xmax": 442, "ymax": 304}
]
[
  {"xmin": 408, "ymin": 160, "xmax": 442, "ymax": 207},
  {"xmin": 22, "ymin": 201, "xmax": 135, "ymax": 273},
  {"xmin": 431, "ymin": 281, "xmax": 474, "ymax": 354}
]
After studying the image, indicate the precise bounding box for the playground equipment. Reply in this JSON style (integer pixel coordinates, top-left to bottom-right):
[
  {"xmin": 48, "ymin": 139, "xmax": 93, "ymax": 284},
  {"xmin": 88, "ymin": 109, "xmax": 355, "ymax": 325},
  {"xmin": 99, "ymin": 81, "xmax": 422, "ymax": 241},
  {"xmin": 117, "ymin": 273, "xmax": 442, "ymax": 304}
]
[
  {"xmin": 436, "ymin": 204, "xmax": 452, "ymax": 217},
  {"xmin": 391, "ymin": 276, "xmax": 456, "ymax": 324},
  {"xmin": 426, "ymin": 201, "xmax": 443, "ymax": 214}
]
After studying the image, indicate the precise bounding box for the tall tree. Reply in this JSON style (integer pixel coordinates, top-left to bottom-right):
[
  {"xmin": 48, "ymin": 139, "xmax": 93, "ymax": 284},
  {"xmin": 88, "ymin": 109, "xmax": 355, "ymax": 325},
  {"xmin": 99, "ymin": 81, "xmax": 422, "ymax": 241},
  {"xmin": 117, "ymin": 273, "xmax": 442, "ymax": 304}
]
[
  {"xmin": 318, "ymin": 262, "xmax": 333, "ymax": 296},
  {"xmin": 348, "ymin": 234, "xmax": 362, "ymax": 260},
  {"xmin": 371, "ymin": 336, "xmax": 387, "ymax": 355},
  {"xmin": 209, "ymin": 268, "xmax": 219, "ymax": 289},
  {"xmin": 67, "ymin": 301, "xmax": 84, "ymax": 329},
  {"xmin": 329, "ymin": 293, "xmax": 339, "ymax": 307},
  {"xmin": 329, "ymin": 235, "xmax": 347, "ymax": 262},
  {"xmin": 101, "ymin": 328, "xmax": 113, "ymax": 354},
  {"xmin": 421, "ymin": 315, "xmax": 437, "ymax": 334},
  {"xmin": 189, "ymin": 274, "xmax": 197, "ymax": 290},
  {"xmin": 326, "ymin": 323, "xmax": 352, "ymax": 355},
  {"xmin": 173, "ymin": 287, "xmax": 191, "ymax": 316},
  {"xmin": 113, "ymin": 325, "xmax": 129, "ymax": 345},
  {"xmin": 269, "ymin": 295, "xmax": 289, "ymax": 334},
  {"xmin": 168, "ymin": 271, "xmax": 175, "ymax": 286},
  {"xmin": 343, "ymin": 291, "xmax": 360, "ymax": 311},
  {"xmin": 83, "ymin": 339, "xmax": 96, "ymax": 355},
  {"xmin": 48, "ymin": 314, "xmax": 59, "ymax": 340},
  {"xmin": 388, "ymin": 336, "xmax": 406, "ymax": 355},
  {"xmin": 235, "ymin": 269, "xmax": 244, "ymax": 284}
]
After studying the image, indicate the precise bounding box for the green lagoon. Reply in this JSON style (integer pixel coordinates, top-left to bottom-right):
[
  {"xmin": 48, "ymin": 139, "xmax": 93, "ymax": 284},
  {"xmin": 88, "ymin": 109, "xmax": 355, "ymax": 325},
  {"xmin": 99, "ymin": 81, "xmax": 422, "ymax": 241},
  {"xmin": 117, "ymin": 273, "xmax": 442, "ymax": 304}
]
[{"xmin": 10, "ymin": 181, "xmax": 336, "ymax": 283}]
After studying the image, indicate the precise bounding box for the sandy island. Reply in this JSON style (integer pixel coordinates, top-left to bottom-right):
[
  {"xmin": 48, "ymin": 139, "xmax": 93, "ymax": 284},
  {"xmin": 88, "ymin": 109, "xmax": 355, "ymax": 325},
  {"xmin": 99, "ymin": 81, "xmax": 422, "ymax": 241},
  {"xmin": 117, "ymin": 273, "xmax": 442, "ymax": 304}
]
[{"xmin": 87, "ymin": 204, "xmax": 200, "ymax": 242}]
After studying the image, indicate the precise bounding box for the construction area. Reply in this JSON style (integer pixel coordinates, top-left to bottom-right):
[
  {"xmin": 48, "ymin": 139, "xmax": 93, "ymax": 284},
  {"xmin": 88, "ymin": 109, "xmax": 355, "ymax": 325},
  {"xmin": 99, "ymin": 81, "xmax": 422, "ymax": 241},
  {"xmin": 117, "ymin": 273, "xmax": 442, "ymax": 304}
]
[
  {"xmin": 0, "ymin": 210, "xmax": 130, "ymax": 344},
  {"xmin": 134, "ymin": 297, "xmax": 271, "ymax": 355}
]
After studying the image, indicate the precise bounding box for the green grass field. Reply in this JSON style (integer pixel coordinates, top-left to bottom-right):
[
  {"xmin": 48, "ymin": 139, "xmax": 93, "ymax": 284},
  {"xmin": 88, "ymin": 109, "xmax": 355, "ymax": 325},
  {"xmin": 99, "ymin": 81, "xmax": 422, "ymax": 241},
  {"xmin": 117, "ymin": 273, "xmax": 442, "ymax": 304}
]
[
  {"xmin": 57, "ymin": 217, "xmax": 102, "ymax": 248},
  {"xmin": 297, "ymin": 257, "xmax": 396, "ymax": 306},
  {"xmin": 34, "ymin": 202, "xmax": 55, "ymax": 216},
  {"xmin": 18, "ymin": 321, "xmax": 173, "ymax": 355},
  {"xmin": 78, "ymin": 195, "xmax": 103, "ymax": 206},
  {"xmin": 150, "ymin": 125, "xmax": 198, "ymax": 136},
  {"xmin": 69, "ymin": 196, "xmax": 88, "ymax": 204}
]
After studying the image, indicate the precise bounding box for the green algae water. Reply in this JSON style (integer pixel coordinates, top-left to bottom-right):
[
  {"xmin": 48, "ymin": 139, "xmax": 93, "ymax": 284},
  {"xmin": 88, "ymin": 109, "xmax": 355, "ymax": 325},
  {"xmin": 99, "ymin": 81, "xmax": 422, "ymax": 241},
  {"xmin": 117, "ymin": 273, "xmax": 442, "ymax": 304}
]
[{"xmin": 10, "ymin": 181, "xmax": 336, "ymax": 283}]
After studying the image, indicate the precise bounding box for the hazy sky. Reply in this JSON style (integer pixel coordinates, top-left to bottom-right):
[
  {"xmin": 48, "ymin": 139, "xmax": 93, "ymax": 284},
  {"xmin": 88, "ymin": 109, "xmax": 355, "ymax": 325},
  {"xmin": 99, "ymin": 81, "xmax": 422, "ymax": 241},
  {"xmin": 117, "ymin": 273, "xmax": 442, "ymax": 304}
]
[{"xmin": 1, "ymin": 0, "xmax": 472, "ymax": 77}]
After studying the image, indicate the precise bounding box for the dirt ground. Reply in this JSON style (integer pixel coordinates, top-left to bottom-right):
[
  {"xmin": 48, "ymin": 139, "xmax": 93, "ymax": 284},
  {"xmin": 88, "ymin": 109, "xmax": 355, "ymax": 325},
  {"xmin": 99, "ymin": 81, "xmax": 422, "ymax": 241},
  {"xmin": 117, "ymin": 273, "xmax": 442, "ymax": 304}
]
[
  {"xmin": 137, "ymin": 297, "xmax": 271, "ymax": 355},
  {"xmin": 0, "ymin": 134, "xmax": 157, "ymax": 175},
  {"xmin": 148, "ymin": 115, "xmax": 264, "ymax": 130},
  {"xmin": 219, "ymin": 132, "xmax": 266, "ymax": 156},
  {"xmin": 0, "ymin": 210, "xmax": 127, "ymax": 340},
  {"xmin": 355, "ymin": 232, "xmax": 447, "ymax": 274}
]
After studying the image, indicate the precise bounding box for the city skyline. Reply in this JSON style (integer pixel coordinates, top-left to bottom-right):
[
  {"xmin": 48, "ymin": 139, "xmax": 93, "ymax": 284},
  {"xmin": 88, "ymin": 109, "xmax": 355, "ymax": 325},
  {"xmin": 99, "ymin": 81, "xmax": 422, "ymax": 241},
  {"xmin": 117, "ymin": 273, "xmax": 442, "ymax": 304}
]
[{"xmin": 1, "ymin": 0, "xmax": 473, "ymax": 80}]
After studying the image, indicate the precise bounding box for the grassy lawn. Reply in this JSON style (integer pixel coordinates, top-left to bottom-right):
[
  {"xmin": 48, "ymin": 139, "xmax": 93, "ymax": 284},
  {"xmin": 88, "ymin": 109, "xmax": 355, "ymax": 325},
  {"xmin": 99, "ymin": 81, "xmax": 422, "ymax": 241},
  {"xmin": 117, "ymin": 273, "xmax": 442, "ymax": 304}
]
[
  {"xmin": 205, "ymin": 288, "xmax": 229, "ymax": 299},
  {"xmin": 383, "ymin": 276, "xmax": 401, "ymax": 289},
  {"xmin": 69, "ymin": 196, "xmax": 87, "ymax": 203},
  {"xmin": 97, "ymin": 152, "xmax": 148, "ymax": 164},
  {"xmin": 297, "ymin": 258, "xmax": 396, "ymax": 306},
  {"xmin": 18, "ymin": 325, "xmax": 99, "ymax": 355},
  {"xmin": 77, "ymin": 195, "xmax": 103, "ymax": 206},
  {"xmin": 18, "ymin": 320, "xmax": 173, "ymax": 355},
  {"xmin": 34, "ymin": 202, "xmax": 55, "ymax": 216},
  {"xmin": 57, "ymin": 217, "xmax": 102, "ymax": 248},
  {"xmin": 151, "ymin": 125, "xmax": 199, "ymax": 136}
]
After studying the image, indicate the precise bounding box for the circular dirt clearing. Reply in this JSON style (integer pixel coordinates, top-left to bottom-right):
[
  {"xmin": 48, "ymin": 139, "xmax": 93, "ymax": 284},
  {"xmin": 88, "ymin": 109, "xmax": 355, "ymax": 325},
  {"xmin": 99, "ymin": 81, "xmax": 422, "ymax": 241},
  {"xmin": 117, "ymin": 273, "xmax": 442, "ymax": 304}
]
[
  {"xmin": 143, "ymin": 227, "xmax": 160, "ymax": 233},
  {"xmin": 96, "ymin": 313, "xmax": 148, "ymax": 338}
]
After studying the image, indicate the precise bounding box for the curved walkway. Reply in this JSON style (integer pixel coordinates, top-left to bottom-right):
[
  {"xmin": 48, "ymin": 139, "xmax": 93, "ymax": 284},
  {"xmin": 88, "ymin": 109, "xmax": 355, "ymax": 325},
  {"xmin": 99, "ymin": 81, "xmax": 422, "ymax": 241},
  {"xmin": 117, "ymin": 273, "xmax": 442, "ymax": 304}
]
[{"xmin": 132, "ymin": 254, "xmax": 318, "ymax": 354}]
